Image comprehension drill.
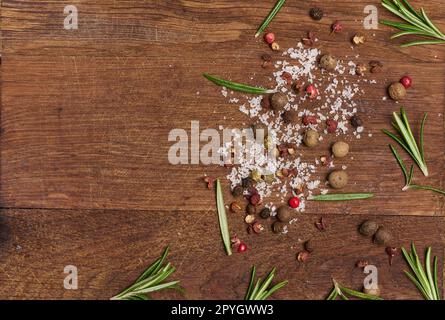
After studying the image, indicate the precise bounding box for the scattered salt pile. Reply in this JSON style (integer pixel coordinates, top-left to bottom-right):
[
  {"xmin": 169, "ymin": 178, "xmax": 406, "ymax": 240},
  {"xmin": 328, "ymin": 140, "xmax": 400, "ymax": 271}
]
[{"xmin": 218, "ymin": 42, "xmax": 376, "ymax": 216}]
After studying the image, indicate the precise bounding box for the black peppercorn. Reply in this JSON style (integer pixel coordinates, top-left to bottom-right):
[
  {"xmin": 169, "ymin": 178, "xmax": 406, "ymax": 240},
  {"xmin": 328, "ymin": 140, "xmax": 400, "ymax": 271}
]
[
  {"xmin": 232, "ymin": 185, "xmax": 244, "ymax": 197},
  {"xmin": 246, "ymin": 204, "xmax": 256, "ymax": 215},
  {"xmin": 259, "ymin": 208, "xmax": 271, "ymax": 219},
  {"xmin": 309, "ymin": 7, "xmax": 324, "ymax": 21},
  {"xmin": 350, "ymin": 115, "xmax": 363, "ymax": 128},
  {"xmin": 242, "ymin": 177, "xmax": 254, "ymax": 189}
]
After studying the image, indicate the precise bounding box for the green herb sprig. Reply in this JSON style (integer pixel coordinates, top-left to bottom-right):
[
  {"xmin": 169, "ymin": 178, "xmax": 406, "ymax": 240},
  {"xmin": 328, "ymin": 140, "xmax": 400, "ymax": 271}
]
[
  {"xmin": 382, "ymin": 107, "xmax": 428, "ymax": 177},
  {"xmin": 111, "ymin": 247, "xmax": 181, "ymax": 300},
  {"xmin": 389, "ymin": 144, "xmax": 445, "ymax": 195},
  {"xmin": 216, "ymin": 179, "xmax": 232, "ymax": 256},
  {"xmin": 402, "ymin": 244, "xmax": 441, "ymax": 300},
  {"xmin": 203, "ymin": 73, "xmax": 274, "ymax": 94},
  {"xmin": 308, "ymin": 193, "xmax": 374, "ymax": 201},
  {"xmin": 255, "ymin": 0, "xmax": 286, "ymax": 38},
  {"xmin": 326, "ymin": 280, "xmax": 383, "ymax": 300},
  {"xmin": 381, "ymin": 0, "xmax": 445, "ymax": 47},
  {"xmin": 244, "ymin": 266, "xmax": 288, "ymax": 300}
]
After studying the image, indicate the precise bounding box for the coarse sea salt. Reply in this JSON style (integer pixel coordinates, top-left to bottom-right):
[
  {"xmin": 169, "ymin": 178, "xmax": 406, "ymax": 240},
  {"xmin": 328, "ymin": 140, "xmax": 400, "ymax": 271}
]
[{"xmin": 217, "ymin": 41, "xmax": 377, "ymax": 228}]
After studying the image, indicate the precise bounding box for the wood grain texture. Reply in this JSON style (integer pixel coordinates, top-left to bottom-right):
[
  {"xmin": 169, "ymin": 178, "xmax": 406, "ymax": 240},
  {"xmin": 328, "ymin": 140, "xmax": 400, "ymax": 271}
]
[
  {"xmin": 0, "ymin": 0, "xmax": 445, "ymax": 299},
  {"xmin": 0, "ymin": 209, "xmax": 443, "ymax": 300}
]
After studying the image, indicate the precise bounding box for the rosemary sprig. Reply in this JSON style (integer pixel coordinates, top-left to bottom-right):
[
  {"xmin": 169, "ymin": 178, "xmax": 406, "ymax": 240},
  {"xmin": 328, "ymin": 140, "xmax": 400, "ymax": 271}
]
[
  {"xmin": 203, "ymin": 73, "xmax": 274, "ymax": 94},
  {"xmin": 326, "ymin": 279, "xmax": 383, "ymax": 300},
  {"xmin": 401, "ymin": 244, "xmax": 441, "ymax": 300},
  {"xmin": 389, "ymin": 144, "xmax": 445, "ymax": 195},
  {"xmin": 111, "ymin": 247, "xmax": 181, "ymax": 300},
  {"xmin": 308, "ymin": 193, "xmax": 374, "ymax": 201},
  {"xmin": 382, "ymin": 107, "xmax": 428, "ymax": 177},
  {"xmin": 244, "ymin": 266, "xmax": 288, "ymax": 300},
  {"xmin": 216, "ymin": 179, "xmax": 232, "ymax": 256},
  {"xmin": 255, "ymin": 0, "xmax": 286, "ymax": 38},
  {"xmin": 381, "ymin": 0, "xmax": 445, "ymax": 47}
]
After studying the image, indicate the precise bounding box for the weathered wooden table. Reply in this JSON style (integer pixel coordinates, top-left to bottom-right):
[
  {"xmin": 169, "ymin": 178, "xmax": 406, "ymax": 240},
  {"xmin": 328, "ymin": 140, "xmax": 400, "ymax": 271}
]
[{"xmin": 0, "ymin": 0, "xmax": 444, "ymax": 299}]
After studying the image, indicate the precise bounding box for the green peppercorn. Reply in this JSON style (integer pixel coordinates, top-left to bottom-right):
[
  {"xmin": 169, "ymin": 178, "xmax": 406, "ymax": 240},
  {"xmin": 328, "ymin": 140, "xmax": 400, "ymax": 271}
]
[{"xmin": 259, "ymin": 208, "xmax": 271, "ymax": 219}]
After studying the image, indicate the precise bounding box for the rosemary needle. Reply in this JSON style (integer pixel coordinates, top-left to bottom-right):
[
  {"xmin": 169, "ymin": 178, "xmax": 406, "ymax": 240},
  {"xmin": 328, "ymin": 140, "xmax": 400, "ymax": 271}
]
[
  {"xmin": 203, "ymin": 73, "xmax": 274, "ymax": 94},
  {"xmin": 216, "ymin": 179, "xmax": 232, "ymax": 256},
  {"xmin": 308, "ymin": 193, "xmax": 374, "ymax": 201},
  {"xmin": 255, "ymin": 0, "xmax": 286, "ymax": 38}
]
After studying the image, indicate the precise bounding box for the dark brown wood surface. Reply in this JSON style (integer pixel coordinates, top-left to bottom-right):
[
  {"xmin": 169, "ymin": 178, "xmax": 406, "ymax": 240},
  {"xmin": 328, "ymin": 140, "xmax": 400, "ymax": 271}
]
[{"xmin": 0, "ymin": 0, "xmax": 444, "ymax": 299}]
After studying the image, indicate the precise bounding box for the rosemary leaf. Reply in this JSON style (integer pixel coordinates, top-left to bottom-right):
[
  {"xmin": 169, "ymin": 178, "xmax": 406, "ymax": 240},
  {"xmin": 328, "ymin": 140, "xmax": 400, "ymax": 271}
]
[
  {"xmin": 408, "ymin": 184, "xmax": 445, "ymax": 196},
  {"xmin": 389, "ymin": 144, "xmax": 408, "ymax": 187},
  {"xmin": 216, "ymin": 179, "xmax": 232, "ymax": 256},
  {"xmin": 339, "ymin": 286, "xmax": 383, "ymax": 300},
  {"xmin": 254, "ymin": 0, "xmax": 286, "ymax": 38},
  {"xmin": 326, "ymin": 280, "xmax": 383, "ymax": 300},
  {"xmin": 420, "ymin": 113, "xmax": 427, "ymax": 162},
  {"xmin": 308, "ymin": 193, "xmax": 373, "ymax": 201},
  {"xmin": 203, "ymin": 73, "xmax": 274, "ymax": 94},
  {"xmin": 244, "ymin": 266, "xmax": 256, "ymax": 300}
]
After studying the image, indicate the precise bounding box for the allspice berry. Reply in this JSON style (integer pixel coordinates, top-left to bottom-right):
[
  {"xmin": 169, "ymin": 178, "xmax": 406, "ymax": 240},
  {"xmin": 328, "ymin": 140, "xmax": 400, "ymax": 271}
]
[
  {"xmin": 304, "ymin": 129, "xmax": 319, "ymax": 148},
  {"xmin": 332, "ymin": 141, "xmax": 350, "ymax": 158},
  {"xmin": 359, "ymin": 220, "xmax": 379, "ymax": 237},
  {"xmin": 282, "ymin": 110, "xmax": 299, "ymax": 124},
  {"xmin": 319, "ymin": 54, "xmax": 338, "ymax": 71},
  {"xmin": 328, "ymin": 170, "xmax": 348, "ymax": 189},
  {"xmin": 270, "ymin": 92, "xmax": 288, "ymax": 111},
  {"xmin": 277, "ymin": 206, "xmax": 293, "ymax": 223},
  {"xmin": 388, "ymin": 82, "xmax": 406, "ymax": 101},
  {"xmin": 272, "ymin": 221, "xmax": 287, "ymax": 234},
  {"xmin": 374, "ymin": 227, "xmax": 392, "ymax": 245}
]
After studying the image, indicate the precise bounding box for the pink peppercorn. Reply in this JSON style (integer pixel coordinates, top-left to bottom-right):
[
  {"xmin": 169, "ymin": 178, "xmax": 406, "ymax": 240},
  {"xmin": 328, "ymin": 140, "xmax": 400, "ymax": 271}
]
[
  {"xmin": 400, "ymin": 76, "xmax": 412, "ymax": 89},
  {"xmin": 264, "ymin": 33, "xmax": 275, "ymax": 44}
]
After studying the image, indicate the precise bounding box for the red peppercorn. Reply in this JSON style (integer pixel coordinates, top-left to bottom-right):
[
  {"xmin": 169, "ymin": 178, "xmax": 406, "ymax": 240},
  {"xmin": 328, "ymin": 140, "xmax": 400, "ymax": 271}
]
[
  {"xmin": 288, "ymin": 196, "xmax": 300, "ymax": 208},
  {"xmin": 400, "ymin": 76, "xmax": 412, "ymax": 89},
  {"xmin": 331, "ymin": 21, "xmax": 343, "ymax": 34},
  {"xmin": 237, "ymin": 242, "xmax": 247, "ymax": 253},
  {"xmin": 302, "ymin": 115, "xmax": 317, "ymax": 125},
  {"xmin": 281, "ymin": 72, "xmax": 292, "ymax": 86},
  {"xmin": 264, "ymin": 33, "xmax": 275, "ymax": 44},
  {"xmin": 250, "ymin": 193, "xmax": 261, "ymax": 206},
  {"xmin": 306, "ymin": 84, "xmax": 318, "ymax": 99},
  {"xmin": 326, "ymin": 119, "xmax": 338, "ymax": 133}
]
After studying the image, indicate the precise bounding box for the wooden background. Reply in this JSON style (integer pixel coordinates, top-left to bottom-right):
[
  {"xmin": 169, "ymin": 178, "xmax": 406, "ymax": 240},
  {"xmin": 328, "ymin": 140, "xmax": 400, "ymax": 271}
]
[{"xmin": 0, "ymin": 0, "xmax": 444, "ymax": 299}]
